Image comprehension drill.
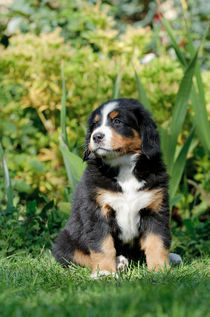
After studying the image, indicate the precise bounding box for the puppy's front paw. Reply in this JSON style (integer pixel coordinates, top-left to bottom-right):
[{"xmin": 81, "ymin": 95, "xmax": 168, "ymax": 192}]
[
  {"xmin": 116, "ymin": 255, "xmax": 129, "ymax": 272},
  {"xmin": 90, "ymin": 270, "xmax": 118, "ymax": 279}
]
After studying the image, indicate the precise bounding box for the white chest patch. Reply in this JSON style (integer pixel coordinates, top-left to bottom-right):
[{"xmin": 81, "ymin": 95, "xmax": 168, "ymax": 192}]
[{"xmin": 98, "ymin": 157, "xmax": 156, "ymax": 243}]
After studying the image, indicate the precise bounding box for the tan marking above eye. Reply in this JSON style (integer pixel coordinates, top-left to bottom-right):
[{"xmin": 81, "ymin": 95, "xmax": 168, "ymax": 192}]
[
  {"xmin": 110, "ymin": 128, "xmax": 142, "ymax": 154},
  {"xmin": 94, "ymin": 114, "xmax": 100, "ymax": 122},
  {"xmin": 109, "ymin": 111, "xmax": 119, "ymax": 119}
]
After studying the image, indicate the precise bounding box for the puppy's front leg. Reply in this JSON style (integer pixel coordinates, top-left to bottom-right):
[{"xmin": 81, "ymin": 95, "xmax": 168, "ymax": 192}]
[
  {"xmin": 140, "ymin": 233, "xmax": 170, "ymax": 272},
  {"xmin": 90, "ymin": 234, "xmax": 117, "ymax": 278}
]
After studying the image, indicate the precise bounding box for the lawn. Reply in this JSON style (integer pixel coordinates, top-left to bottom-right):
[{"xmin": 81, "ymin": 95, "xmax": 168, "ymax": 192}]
[{"xmin": 0, "ymin": 253, "xmax": 209, "ymax": 317}]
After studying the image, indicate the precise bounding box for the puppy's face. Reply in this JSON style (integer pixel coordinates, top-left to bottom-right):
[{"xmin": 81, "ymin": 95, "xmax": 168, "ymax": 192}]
[{"xmin": 84, "ymin": 99, "xmax": 160, "ymax": 161}]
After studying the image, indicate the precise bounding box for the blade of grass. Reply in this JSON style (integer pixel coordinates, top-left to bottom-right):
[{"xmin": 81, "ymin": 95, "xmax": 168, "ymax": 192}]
[
  {"xmin": 0, "ymin": 141, "xmax": 14, "ymax": 211},
  {"xmin": 169, "ymin": 126, "xmax": 195, "ymax": 201},
  {"xmin": 167, "ymin": 50, "xmax": 198, "ymax": 173},
  {"xmin": 112, "ymin": 69, "xmax": 123, "ymax": 99},
  {"xmin": 61, "ymin": 63, "xmax": 69, "ymax": 148},
  {"xmin": 134, "ymin": 69, "xmax": 152, "ymax": 113}
]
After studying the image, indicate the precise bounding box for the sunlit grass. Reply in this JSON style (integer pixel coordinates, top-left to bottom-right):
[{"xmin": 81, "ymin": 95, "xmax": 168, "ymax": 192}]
[{"xmin": 0, "ymin": 253, "xmax": 209, "ymax": 317}]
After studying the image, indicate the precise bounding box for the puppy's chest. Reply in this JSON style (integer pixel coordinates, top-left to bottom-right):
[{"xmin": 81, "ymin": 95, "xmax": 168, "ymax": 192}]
[{"xmin": 97, "ymin": 167, "xmax": 155, "ymax": 243}]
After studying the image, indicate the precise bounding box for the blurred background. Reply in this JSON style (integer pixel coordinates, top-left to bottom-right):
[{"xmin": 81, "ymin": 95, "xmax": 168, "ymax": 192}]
[{"xmin": 0, "ymin": 0, "xmax": 209, "ymax": 258}]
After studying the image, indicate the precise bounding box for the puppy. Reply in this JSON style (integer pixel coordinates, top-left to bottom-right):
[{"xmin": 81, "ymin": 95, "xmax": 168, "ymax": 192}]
[{"xmin": 52, "ymin": 98, "xmax": 171, "ymax": 277}]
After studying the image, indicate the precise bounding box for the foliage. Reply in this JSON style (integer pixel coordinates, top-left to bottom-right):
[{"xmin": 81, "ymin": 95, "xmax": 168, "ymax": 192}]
[
  {"xmin": 174, "ymin": 0, "xmax": 210, "ymax": 69},
  {"xmin": 0, "ymin": 189, "xmax": 68, "ymax": 256},
  {"xmin": 0, "ymin": 18, "xmax": 189, "ymax": 202}
]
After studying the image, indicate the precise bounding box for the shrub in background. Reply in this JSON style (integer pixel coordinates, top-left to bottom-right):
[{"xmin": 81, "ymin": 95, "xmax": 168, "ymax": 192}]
[{"xmin": 1, "ymin": 8, "xmax": 193, "ymax": 203}]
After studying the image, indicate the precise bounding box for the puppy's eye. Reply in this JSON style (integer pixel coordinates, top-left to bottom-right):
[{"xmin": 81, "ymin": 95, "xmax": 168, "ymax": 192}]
[{"xmin": 113, "ymin": 118, "xmax": 122, "ymax": 125}]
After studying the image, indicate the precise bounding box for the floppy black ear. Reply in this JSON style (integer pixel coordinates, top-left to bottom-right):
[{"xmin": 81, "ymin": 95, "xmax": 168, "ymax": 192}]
[
  {"xmin": 83, "ymin": 114, "xmax": 95, "ymax": 161},
  {"xmin": 141, "ymin": 117, "xmax": 160, "ymax": 159},
  {"xmin": 83, "ymin": 128, "xmax": 91, "ymax": 161}
]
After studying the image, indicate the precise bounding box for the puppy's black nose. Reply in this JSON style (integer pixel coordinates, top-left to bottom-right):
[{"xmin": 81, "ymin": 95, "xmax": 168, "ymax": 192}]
[{"xmin": 93, "ymin": 132, "xmax": 104, "ymax": 143}]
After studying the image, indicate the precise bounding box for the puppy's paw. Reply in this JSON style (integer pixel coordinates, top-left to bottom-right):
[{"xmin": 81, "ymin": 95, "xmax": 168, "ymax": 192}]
[
  {"xmin": 90, "ymin": 270, "xmax": 118, "ymax": 279},
  {"xmin": 116, "ymin": 255, "xmax": 129, "ymax": 272}
]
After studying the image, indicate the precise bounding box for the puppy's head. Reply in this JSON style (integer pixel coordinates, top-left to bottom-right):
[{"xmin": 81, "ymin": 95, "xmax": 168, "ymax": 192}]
[{"xmin": 84, "ymin": 98, "xmax": 160, "ymax": 161}]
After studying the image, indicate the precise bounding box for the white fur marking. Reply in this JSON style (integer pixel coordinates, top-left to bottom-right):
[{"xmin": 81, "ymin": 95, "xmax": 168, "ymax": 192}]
[
  {"xmin": 90, "ymin": 101, "xmax": 118, "ymax": 154},
  {"xmin": 116, "ymin": 255, "xmax": 129, "ymax": 271},
  {"xmin": 99, "ymin": 155, "xmax": 155, "ymax": 243},
  {"xmin": 101, "ymin": 101, "xmax": 118, "ymax": 126},
  {"xmin": 90, "ymin": 270, "xmax": 118, "ymax": 279}
]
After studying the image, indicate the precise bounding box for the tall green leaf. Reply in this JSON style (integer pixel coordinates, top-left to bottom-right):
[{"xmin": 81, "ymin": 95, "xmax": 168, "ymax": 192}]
[
  {"xmin": 60, "ymin": 65, "xmax": 86, "ymax": 194},
  {"xmin": 134, "ymin": 69, "xmax": 152, "ymax": 113},
  {"xmin": 169, "ymin": 127, "xmax": 195, "ymax": 201},
  {"xmin": 161, "ymin": 17, "xmax": 210, "ymax": 152},
  {"xmin": 161, "ymin": 19, "xmax": 186, "ymax": 67},
  {"xmin": 183, "ymin": 22, "xmax": 210, "ymax": 151},
  {"xmin": 112, "ymin": 69, "xmax": 123, "ymax": 99},
  {"xmin": 59, "ymin": 136, "xmax": 86, "ymax": 193},
  {"xmin": 0, "ymin": 141, "xmax": 14, "ymax": 211},
  {"xmin": 167, "ymin": 51, "xmax": 198, "ymax": 173},
  {"xmin": 61, "ymin": 63, "xmax": 69, "ymax": 148}
]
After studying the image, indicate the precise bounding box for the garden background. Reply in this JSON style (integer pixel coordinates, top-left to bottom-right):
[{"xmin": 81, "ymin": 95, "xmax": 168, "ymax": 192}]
[{"xmin": 0, "ymin": 1, "xmax": 209, "ymax": 316}]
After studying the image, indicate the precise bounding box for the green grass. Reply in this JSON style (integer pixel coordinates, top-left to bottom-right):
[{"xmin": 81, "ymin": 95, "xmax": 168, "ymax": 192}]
[{"xmin": 0, "ymin": 253, "xmax": 209, "ymax": 317}]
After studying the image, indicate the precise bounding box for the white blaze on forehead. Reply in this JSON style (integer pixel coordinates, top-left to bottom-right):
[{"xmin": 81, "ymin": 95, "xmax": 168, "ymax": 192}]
[{"xmin": 101, "ymin": 101, "xmax": 118, "ymax": 126}]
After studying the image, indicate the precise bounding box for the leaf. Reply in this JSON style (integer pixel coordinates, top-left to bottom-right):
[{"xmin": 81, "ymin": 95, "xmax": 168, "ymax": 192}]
[
  {"xmin": 161, "ymin": 18, "xmax": 186, "ymax": 67},
  {"xmin": 59, "ymin": 136, "xmax": 86, "ymax": 193},
  {"xmin": 169, "ymin": 126, "xmax": 195, "ymax": 201},
  {"xmin": 159, "ymin": 126, "xmax": 169, "ymax": 164},
  {"xmin": 60, "ymin": 62, "xmax": 69, "ymax": 148},
  {"xmin": 0, "ymin": 141, "xmax": 14, "ymax": 212},
  {"xmin": 190, "ymin": 87, "xmax": 210, "ymax": 152},
  {"xmin": 187, "ymin": 179, "xmax": 210, "ymax": 206},
  {"xmin": 134, "ymin": 69, "xmax": 152, "ymax": 113},
  {"xmin": 29, "ymin": 159, "xmax": 45, "ymax": 173},
  {"xmin": 162, "ymin": 17, "xmax": 210, "ymax": 153},
  {"xmin": 167, "ymin": 50, "xmax": 198, "ymax": 173},
  {"xmin": 112, "ymin": 69, "xmax": 123, "ymax": 99},
  {"xmin": 13, "ymin": 179, "xmax": 31, "ymax": 194}
]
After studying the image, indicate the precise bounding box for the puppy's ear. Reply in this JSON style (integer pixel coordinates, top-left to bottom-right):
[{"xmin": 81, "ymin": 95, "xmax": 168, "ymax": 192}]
[
  {"xmin": 83, "ymin": 129, "xmax": 91, "ymax": 161},
  {"xmin": 141, "ymin": 117, "xmax": 160, "ymax": 159},
  {"xmin": 83, "ymin": 147, "xmax": 91, "ymax": 161},
  {"xmin": 83, "ymin": 114, "xmax": 94, "ymax": 161}
]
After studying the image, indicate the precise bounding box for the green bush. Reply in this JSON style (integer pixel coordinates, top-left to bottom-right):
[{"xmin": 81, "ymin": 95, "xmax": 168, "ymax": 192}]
[
  {"xmin": 0, "ymin": 21, "xmax": 194, "ymax": 202},
  {"xmin": 0, "ymin": 189, "xmax": 68, "ymax": 256}
]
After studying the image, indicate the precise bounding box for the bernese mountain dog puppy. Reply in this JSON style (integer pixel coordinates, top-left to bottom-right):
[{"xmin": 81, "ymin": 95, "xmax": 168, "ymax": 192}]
[{"xmin": 52, "ymin": 98, "xmax": 171, "ymax": 277}]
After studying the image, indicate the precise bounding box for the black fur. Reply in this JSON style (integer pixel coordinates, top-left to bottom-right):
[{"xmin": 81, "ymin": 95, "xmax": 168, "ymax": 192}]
[{"xmin": 52, "ymin": 98, "xmax": 171, "ymax": 268}]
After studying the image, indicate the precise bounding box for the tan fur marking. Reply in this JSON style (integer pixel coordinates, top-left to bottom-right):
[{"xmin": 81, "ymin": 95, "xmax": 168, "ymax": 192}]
[
  {"xmin": 96, "ymin": 189, "xmax": 116, "ymax": 217},
  {"xmin": 111, "ymin": 128, "xmax": 142, "ymax": 155},
  {"xmin": 147, "ymin": 189, "xmax": 164, "ymax": 213},
  {"xmin": 94, "ymin": 114, "xmax": 100, "ymax": 122},
  {"xmin": 91, "ymin": 235, "xmax": 116, "ymax": 273},
  {"xmin": 88, "ymin": 143, "xmax": 93, "ymax": 151},
  {"xmin": 140, "ymin": 234, "xmax": 169, "ymax": 271},
  {"xmin": 109, "ymin": 110, "xmax": 119, "ymax": 119},
  {"xmin": 73, "ymin": 250, "xmax": 92, "ymax": 268}
]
